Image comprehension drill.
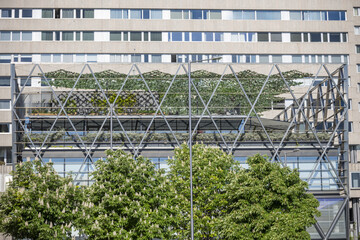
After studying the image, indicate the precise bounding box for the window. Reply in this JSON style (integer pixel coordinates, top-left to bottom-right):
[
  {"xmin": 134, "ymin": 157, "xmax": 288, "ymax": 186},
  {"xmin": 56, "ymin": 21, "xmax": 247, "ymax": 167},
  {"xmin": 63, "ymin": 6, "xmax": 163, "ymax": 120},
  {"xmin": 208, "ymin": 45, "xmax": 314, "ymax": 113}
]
[
  {"xmin": 42, "ymin": 9, "xmax": 53, "ymax": 18},
  {"xmin": 0, "ymin": 77, "xmax": 10, "ymax": 86},
  {"xmin": 110, "ymin": 32, "xmax": 122, "ymax": 41},
  {"xmin": 53, "ymin": 54, "xmax": 61, "ymax": 62},
  {"xmin": 259, "ymin": 55, "xmax": 269, "ymax": 63},
  {"xmin": 171, "ymin": 32, "xmax": 182, "ymax": 41},
  {"xmin": 328, "ymin": 11, "xmax": 345, "ymax": 21},
  {"xmin": 0, "ymin": 124, "xmax": 9, "ymax": 133},
  {"xmin": 215, "ymin": 32, "xmax": 224, "ymax": 41},
  {"xmin": 272, "ymin": 55, "xmax": 282, "ymax": 63},
  {"xmin": 322, "ymin": 33, "xmax": 328, "ymax": 42},
  {"xmin": 12, "ymin": 32, "xmax": 20, "ymax": 41},
  {"xmin": 303, "ymin": 11, "xmax": 321, "ymax": 20},
  {"xmin": 205, "ymin": 32, "xmax": 213, "ymax": 41},
  {"xmin": 356, "ymin": 45, "xmax": 360, "ymax": 53},
  {"xmin": 41, "ymin": 54, "xmax": 51, "ymax": 62},
  {"xmin": 290, "ymin": 11, "xmax": 302, "ymax": 20},
  {"xmin": 150, "ymin": 32, "xmax": 162, "ymax": 41},
  {"xmin": 62, "ymin": 9, "xmax": 74, "ymax": 18},
  {"xmin": 310, "ymin": 33, "xmax": 321, "ymax": 42},
  {"xmin": 131, "ymin": 54, "xmax": 141, "ymax": 62},
  {"xmin": 352, "ymin": 173, "xmax": 360, "ymax": 188},
  {"xmin": 1, "ymin": 9, "xmax": 12, "ymax": 18},
  {"xmin": 63, "ymin": 54, "xmax": 73, "ymax": 63},
  {"xmin": 209, "ymin": 10, "xmax": 221, "ymax": 19},
  {"xmin": 0, "ymin": 55, "xmax": 11, "ymax": 64},
  {"xmin": 331, "ymin": 55, "xmax": 341, "ymax": 63},
  {"xmin": 271, "ymin": 33, "xmax": 282, "ymax": 42},
  {"xmin": 83, "ymin": 32, "xmax": 94, "ymax": 41},
  {"xmin": 355, "ymin": 8, "xmax": 360, "ymax": 16},
  {"xmin": 356, "ymin": 64, "xmax": 360, "ymax": 72},
  {"xmin": 0, "ymin": 100, "xmax": 10, "ymax": 109},
  {"xmin": 151, "ymin": 10, "xmax": 162, "ymax": 19},
  {"xmin": 20, "ymin": 78, "xmax": 31, "ymax": 86},
  {"xmin": 14, "ymin": 9, "xmax": 19, "ymax": 18},
  {"xmin": 291, "ymin": 33, "xmax": 302, "ymax": 42},
  {"xmin": 111, "ymin": 9, "xmax": 122, "ymax": 19},
  {"xmin": 42, "ymin": 31, "xmax": 53, "ymax": 41},
  {"xmin": 355, "ymin": 26, "xmax": 360, "ymax": 35},
  {"xmin": 62, "ymin": 32, "xmax": 73, "ymax": 41},
  {"xmin": 87, "ymin": 54, "xmax": 97, "ymax": 63},
  {"xmin": 83, "ymin": 9, "xmax": 94, "ymax": 18},
  {"xmin": 190, "ymin": 10, "xmax": 202, "ymax": 19},
  {"xmin": 130, "ymin": 9, "xmax": 141, "ymax": 19},
  {"xmin": 152, "ymin": 54, "xmax": 161, "ymax": 63},
  {"xmin": 191, "ymin": 32, "xmax": 202, "ymax": 41},
  {"xmin": 170, "ymin": 10, "xmax": 182, "ymax": 19},
  {"xmin": 22, "ymin": 32, "xmax": 32, "ymax": 41},
  {"xmin": 75, "ymin": 54, "xmax": 85, "ymax": 63},
  {"xmin": 292, "ymin": 55, "xmax": 302, "ymax": 63},
  {"xmin": 20, "ymin": 55, "xmax": 32, "ymax": 62},
  {"xmin": 143, "ymin": 10, "xmax": 149, "ymax": 19},
  {"xmin": 22, "ymin": 9, "xmax": 32, "ymax": 18},
  {"xmin": 257, "ymin": 11, "xmax": 281, "ymax": 20},
  {"xmin": 130, "ymin": 32, "xmax": 141, "ymax": 41},
  {"xmin": 329, "ymin": 33, "xmax": 341, "ymax": 42},
  {"xmin": 0, "ymin": 32, "xmax": 10, "ymax": 41},
  {"xmin": 258, "ymin": 33, "xmax": 269, "ymax": 42}
]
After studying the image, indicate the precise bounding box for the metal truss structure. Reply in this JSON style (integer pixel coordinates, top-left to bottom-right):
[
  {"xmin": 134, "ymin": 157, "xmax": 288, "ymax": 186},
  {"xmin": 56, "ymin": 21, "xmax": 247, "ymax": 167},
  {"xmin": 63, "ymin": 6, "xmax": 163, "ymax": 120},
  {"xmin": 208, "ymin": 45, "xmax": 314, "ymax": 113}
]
[{"xmin": 10, "ymin": 63, "xmax": 349, "ymax": 239}]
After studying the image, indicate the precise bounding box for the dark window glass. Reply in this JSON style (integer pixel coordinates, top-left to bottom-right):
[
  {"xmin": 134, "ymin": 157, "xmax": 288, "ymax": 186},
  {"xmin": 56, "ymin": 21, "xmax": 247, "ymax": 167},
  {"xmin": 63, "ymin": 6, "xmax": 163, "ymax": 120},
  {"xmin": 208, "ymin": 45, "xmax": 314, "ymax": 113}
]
[
  {"xmin": 271, "ymin": 33, "xmax": 282, "ymax": 42},
  {"xmin": 191, "ymin": 10, "xmax": 202, "ymax": 19},
  {"xmin": 42, "ymin": 31, "xmax": 53, "ymax": 41},
  {"xmin": 328, "ymin": 11, "xmax": 342, "ymax": 21},
  {"xmin": 0, "ymin": 124, "xmax": 9, "ymax": 132},
  {"xmin": 342, "ymin": 33, "xmax": 347, "ymax": 42},
  {"xmin": 22, "ymin": 9, "xmax": 32, "ymax": 18},
  {"xmin": 170, "ymin": 10, "xmax": 182, "ymax": 19},
  {"xmin": 144, "ymin": 32, "xmax": 149, "ymax": 41},
  {"xmin": 0, "ymin": 77, "xmax": 10, "ymax": 86},
  {"xmin": 21, "ymin": 56, "xmax": 32, "ymax": 62},
  {"xmin": 123, "ymin": 32, "xmax": 128, "ymax": 41},
  {"xmin": 20, "ymin": 78, "xmax": 31, "ymax": 86},
  {"xmin": 0, "ymin": 100, "xmax": 10, "ymax": 109},
  {"xmin": 14, "ymin": 9, "xmax": 19, "ymax": 18},
  {"xmin": 272, "ymin": 55, "xmax": 282, "ymax": 63},
  {"xmin": 55, "ymin": 31, "xmax": 60, "ymax": 41},
  {"xmin": 1, "ymin": 9, "xmax": 11, "ymax": 18},
  {"xmin": 205, "ymin": 32, "xmax": 213, "ymax": 41},
  {"xmin": 329, "ymin": 33, "xmax": 341, "ymax": 42},
  {"xmin": 291, "ymin": 33, "xmax": 302, "ymax": 42},
  {"xmin": 143, "ymin": 10, "xmax": 150, "ymax": 19},
  {"xmin": 356, "ymin": 45, "xmax": 360, "ymax": 53},
  {"xmin": 83, "ymin": 9, "xmax": 94, "ymax": 18},
  {"xmin": 322, "ymin": 33, "xmax": 328, "ymax": 42},
  {"xmin": 303, "ymin": 33, "xmax": 309, "ymax": 42},
  {"xmin": 62, "ymin": 32, "xmax": 73, "ymax": 41},
  {"xmin": 150, "ymin": 32, "xmax": 162, "ymax": 41},
  {"xmin": 62, "ymin": 9, "xmax": 74, "ymax": 18},
  {"xmin": 55, "ymin": 9, "xmax": 60, "ymax": 18},
  {"xmin": 76, "ymin": 9, "xmax": 81, "ymax": 18},
  {"xmin": 110, "ymin": 32, "xmax": 122, "ymax": 41},
  {"xmin": 310, "ymin": 33, "xmax": 321, "ymax": 42},
  {"xmin": 258, "ymin": 33, "xmax": 269, "ymax": 42},
  {"xmin": 42, "ymin": 9, "xmax": 53, "ymax": 18},
  {"xmin": 171, "ymin": 54, "xmax": 176, "ymax": 63},
  {"xmin": 172, "ymin": 32, "xmax": 182, "ymax": 41},
  {"xmin": 130, "ymin": 32, "xmax": 141, "ymax": 41},
  {"xmin": 191, "ymin": 32, "xmax": 202, "ymax": 41},
  {"xmin": 131, "ymin": 54, "xmax": 141, "ymax": 62},
  {"xmin": 83, "ymin": 32, "xmax": 94, "ymax": 41}
]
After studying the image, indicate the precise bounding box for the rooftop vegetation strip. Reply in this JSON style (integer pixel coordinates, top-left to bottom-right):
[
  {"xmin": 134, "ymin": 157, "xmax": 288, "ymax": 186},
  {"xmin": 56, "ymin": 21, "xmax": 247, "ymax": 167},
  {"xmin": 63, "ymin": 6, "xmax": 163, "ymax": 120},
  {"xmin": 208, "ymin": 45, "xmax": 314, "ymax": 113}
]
[{"xmin": 34, "ymin": 69, "xmax": 311, "ymax": 115}]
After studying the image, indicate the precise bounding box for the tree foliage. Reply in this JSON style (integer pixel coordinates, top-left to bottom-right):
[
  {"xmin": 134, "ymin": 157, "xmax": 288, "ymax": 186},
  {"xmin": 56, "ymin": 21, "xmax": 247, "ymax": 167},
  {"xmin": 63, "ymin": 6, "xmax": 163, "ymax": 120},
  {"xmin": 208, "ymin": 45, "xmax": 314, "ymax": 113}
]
[
  {"xmin": 167, "ymin": 144, "xmax": 234, "ymax": 239},
  {"xmin": 81, "ymin": 149, "xmax": 176, "ymax": 239},
  {"xmin": 217, "ymin": 154, "xmax": 320, "ymax": 239},
  {"xmin": 0, "ymin": 159, "xmax": 84, "ymax": 240}
]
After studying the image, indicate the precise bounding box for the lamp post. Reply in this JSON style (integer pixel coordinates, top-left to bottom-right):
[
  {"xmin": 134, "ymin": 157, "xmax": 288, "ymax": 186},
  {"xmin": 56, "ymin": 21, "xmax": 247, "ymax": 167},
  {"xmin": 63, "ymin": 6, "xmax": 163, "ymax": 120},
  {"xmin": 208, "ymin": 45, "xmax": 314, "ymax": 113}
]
[
  {"xmin": 188, "ymin": 56, "xmax": 222, "ymax": 240},
  {"xmin": 283, "ymin": 148, "xmax": 300, "ymax": 167}
]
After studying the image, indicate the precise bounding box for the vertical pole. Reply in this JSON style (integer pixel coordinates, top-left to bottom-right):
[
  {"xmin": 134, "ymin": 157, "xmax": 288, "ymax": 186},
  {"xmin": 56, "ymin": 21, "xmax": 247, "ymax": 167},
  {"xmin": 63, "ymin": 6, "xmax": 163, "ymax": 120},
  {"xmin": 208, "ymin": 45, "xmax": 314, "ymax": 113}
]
[
  {"xmin": 188, "ymin": 61, "xmax": 194, "ymax": 240},
  {"xmin": 10, "ymin": 64, "xmax": 16, "ymax": 172},
  {"xmin": 343, "ymin": 64, "xmax": 350, "ymax": 240},
  {"xmin": 284, "ymin": 152, "xmax": 287, "ymax": 167},
  {"xmin": 110, "ymin": 104, "xmax": 113, "ymax": 150}
]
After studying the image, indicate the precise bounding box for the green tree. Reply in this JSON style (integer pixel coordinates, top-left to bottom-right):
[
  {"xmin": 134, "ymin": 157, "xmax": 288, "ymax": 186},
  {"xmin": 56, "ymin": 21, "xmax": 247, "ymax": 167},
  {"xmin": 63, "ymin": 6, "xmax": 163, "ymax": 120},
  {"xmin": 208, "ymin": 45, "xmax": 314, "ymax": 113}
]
[
  {"xmin": 217, "ymin": 154, "xmax": 320, "ymax": 239},
  {"xmin": 167, "ymin": 144, "xmax": 234, "ymax": 239},
  {"xmin": 82, "ymin": 149, "xmax": 176, "ymax": 239},
  {"xmin": 0, "ymin": 159, "xmax": 84, "ymax": 240}
]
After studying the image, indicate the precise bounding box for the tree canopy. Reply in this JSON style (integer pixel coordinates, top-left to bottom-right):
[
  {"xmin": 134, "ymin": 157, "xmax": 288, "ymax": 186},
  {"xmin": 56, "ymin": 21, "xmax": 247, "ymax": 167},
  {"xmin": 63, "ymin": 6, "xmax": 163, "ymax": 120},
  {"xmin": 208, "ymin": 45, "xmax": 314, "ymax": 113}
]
[{"xmin": 0, "ymin": 159, "xmax": 84, "ymax": 240}]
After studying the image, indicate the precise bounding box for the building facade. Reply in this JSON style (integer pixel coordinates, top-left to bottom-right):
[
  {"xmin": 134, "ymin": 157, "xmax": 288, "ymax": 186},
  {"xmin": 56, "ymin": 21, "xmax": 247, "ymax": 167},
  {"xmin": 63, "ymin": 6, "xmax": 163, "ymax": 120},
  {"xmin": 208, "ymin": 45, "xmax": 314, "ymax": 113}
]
[{"xmin": 0, "ymin": 0, "xmax": 360, "ymax": 239}]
